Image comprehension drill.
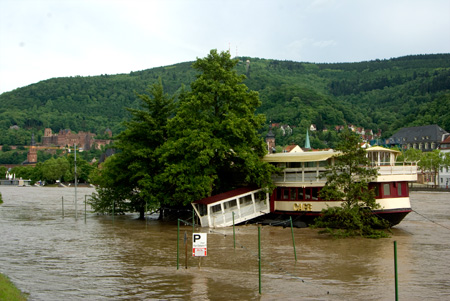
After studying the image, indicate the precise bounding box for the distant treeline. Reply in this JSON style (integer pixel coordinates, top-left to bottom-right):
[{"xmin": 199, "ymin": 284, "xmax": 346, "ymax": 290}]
[{"xmin": 0, "ymin": 53, "xmax": 449, "ymax": 148}]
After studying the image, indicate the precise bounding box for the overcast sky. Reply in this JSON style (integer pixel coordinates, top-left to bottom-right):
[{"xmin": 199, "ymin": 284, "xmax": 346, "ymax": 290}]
[{"xmin": 1, "ymin": 0, "xmax": 449, "ymax": 94}]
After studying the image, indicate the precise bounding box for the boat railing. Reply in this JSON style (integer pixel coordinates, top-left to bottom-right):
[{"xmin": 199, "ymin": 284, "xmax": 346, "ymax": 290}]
[
  {"xmin": 195, "ymin": 189, "xmax": 270, "ymax": 227},
  {"xmin": 272, "ymin": 167, "xmax": 328, "ymax": 184},
  {"xmin": 377, "ymin": 164, "xmax": 418, "ymax": 175},
  {"xmin": 212, "ymin": 202, "xmax": 259, "ymax": 226},
  {"xmin": 273, "ymin": 161, "xmax": 417, "ymax": 184},
  {"xmin": 209, "ymin": 198, "xmax": 269, "ymax": 227}
]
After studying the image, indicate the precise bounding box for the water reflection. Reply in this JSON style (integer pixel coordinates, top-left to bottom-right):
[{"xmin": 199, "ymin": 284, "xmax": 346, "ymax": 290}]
[{"xmin": 0, "ymin": 187, "xmax": 449, "ymax": 300}]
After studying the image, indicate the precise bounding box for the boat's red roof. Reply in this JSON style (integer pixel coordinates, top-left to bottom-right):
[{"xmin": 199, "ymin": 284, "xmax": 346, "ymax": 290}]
[{"xmin": 193, "ymin": 187, "xmax": 259, "ymax": 205}]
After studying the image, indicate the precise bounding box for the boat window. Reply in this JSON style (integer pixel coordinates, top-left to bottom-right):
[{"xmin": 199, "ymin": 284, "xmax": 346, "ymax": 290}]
[
  {"xmin": 239, "ymin": 195, "xmax": 253, "ymax": 206},
  {"xmin": 276, "ymin": 188, "xmax": 282, "ymax": 200},
  {"xmin": 211, "ymin": 204, "xmax": 222, "ymax": 214},
  {"xmin": 288, "ymin": 162, "xmax": 301, "ymax": 168},
  {"xmin": 305, "ymin": 188, "xmax": 311, "ymax": 200},
  {"xmin": 319, "ymin": 161, "xmax": 328, "ymax": 167},
  {"xmin": 383, "ymin": 183, "xmax": 391, "ymax": 196},
  {"xmin": 297, "ymin": 188, "xmax": 304, "ymax": 201},
  {"xmin": 312, "ymin": 188, "xmax": 320, "ymax": 200},
  {"xmin": 290, "ymin": 188, "xmax": 297, "ymax": 200},
  {"xmin": 372, "ymin": 184, "xmax": 380, "ymax": 197},
  {"xmin": 283, "ymin": 189, "xmax": 289, "ymax": 200},
  {"xmin": 224, "ymin": 199, "xmax": 237, "ymax": 210},
  {"xmin": 197, "ymin": 204, "xmax": 207, "ymax": 217},
  {"xmin": 305, "ymin": 162, "xmax": 316, "ymax": 168},
  {"xmin": 397, "ymin": 183, "xmax": 402, "ymax": 196}
]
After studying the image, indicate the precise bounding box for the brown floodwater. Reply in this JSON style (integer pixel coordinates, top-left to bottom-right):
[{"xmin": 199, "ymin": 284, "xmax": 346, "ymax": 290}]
[{"xmin": 0, "ymin": 186, "xmax": 449, "ymax": 300}]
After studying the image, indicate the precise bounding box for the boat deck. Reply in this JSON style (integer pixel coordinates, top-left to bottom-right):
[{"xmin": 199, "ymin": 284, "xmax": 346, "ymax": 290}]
[{"xmin": 192, "ymin": 187, "xmax": 270, "ymax": 227}]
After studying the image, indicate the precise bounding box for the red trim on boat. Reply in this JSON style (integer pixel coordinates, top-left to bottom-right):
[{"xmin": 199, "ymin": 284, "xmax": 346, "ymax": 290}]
[{"xmin": 193, "ymin": 187, "xmax": 259, "ymax": 205}]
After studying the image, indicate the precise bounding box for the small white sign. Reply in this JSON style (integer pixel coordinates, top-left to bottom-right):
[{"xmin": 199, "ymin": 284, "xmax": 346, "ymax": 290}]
[{"xmin": 192, "ymin": 233, "xmax": 207, "ymax": 257}]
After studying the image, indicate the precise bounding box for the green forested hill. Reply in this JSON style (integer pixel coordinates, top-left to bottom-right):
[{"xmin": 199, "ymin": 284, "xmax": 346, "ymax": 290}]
[{"xmin": 0, "ymin": 53, "xmax": 449, "ymax": 147}]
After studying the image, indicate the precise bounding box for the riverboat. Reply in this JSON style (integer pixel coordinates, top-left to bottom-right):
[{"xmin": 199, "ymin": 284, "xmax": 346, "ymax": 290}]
[{"xmin": 191, "ymin": 146, "xmax": 417, "ymax": 228}]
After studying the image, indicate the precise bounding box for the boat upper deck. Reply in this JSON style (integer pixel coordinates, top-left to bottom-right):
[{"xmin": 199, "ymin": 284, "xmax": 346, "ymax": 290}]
[{"xmin": 262, "ymin": 147, "xmax": 417, "ymax": 186}]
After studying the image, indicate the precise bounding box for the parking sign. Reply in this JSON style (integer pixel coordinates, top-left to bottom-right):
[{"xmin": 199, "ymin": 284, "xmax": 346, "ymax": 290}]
[{"xmin": 192, "ymin": 233, "xmax": 207, "ymax": 257}]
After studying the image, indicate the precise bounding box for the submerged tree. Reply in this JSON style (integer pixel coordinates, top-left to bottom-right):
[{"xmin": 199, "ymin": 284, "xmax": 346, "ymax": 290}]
[
  {"xmin": 314, "ymin": 128, "xmax": 390, "ymax": 238},
  {"xmin": 89, "ymin": 78, "xmax": 175, "ymax": 218},
  {"xmin": 89, "ymin": 50, "xmax": 275, "ymax": 217},
  {"xmin": 157, "ymin": 49, "xmax": 275, "ymax": 206}
]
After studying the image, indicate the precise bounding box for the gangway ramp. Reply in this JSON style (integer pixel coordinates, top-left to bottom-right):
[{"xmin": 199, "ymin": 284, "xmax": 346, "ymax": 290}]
[{"xmin": 192, "ymin": 187, "xmax": 270, "ymax": 228}]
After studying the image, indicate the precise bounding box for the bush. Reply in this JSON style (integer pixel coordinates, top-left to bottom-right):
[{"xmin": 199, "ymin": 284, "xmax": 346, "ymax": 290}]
[
  {"xmin": 2, "ymin": 145, "xmax": 11, "ymax": 152},
  {"xmin": 313, "ymin": 206, "xmax": 390, "ymax": 238}
]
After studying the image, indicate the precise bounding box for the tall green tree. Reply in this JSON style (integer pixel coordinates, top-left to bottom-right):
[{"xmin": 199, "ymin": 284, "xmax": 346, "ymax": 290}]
[
  {"xmin": 314, "ymin": 128, "xmax": 389, "ymax": 238},
  {"xmin": 0, "ymin": 166, "xmax": 7, "ymax": 177},
  {"xmin": 40, "ymin": 157, "xmax": 70, "ymax": 184},
  {"xmin": 66, "ymin": 154, "xmax": 94, "ymax": 183},
  {"xmin": 90, "ymin": 78, "xmax": 175, "ymax": 218},
  {"xmin": 158, "ymin": 49, "xmax": 274, "ymax": 205},
  {"xmin": 419, "ymin": 149, "xmax": 444, "ymax": 187},
  {"xmin": 398, "ymin": 147, "xmax": 423, "ymax": 163}
]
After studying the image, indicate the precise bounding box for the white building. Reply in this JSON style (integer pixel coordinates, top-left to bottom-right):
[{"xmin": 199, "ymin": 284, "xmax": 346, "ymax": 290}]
[{"xmin": 439, "ymin": 135, "xmax": 450, "ymax": 188}]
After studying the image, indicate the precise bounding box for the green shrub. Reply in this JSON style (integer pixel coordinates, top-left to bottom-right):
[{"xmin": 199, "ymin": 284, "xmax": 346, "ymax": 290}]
[
  {"xmin": 0, "ymin": 273, "xmax": 28, "ymax": 300},
  {"xmin": 313, "ymin": 206, "xmax": 390, "ymax": 238}
]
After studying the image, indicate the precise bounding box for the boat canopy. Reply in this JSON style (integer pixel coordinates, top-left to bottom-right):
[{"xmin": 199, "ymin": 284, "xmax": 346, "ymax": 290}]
[
  {"xmin": 366, "ymin": 146, "xmax": 401, "ymax": 154},
  {"xmin": 366, "ymin": 146, "xmax": 401, "ymax": 166},
  {"xmin": 262, "ymin": 150, "xmax": 337, "ymax": 163}
]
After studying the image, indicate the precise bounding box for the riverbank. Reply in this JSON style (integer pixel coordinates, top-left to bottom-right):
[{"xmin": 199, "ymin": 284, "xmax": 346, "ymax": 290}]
[
  {"xmin": 0, "ymin": 273, "xmax": 27, "ymax": 300},
  {"xmin": 410, "ymin": 183, "xmax": 450, "ymax": 192}
]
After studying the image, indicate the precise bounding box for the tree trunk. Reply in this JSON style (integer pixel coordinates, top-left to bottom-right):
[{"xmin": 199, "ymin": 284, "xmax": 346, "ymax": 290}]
[{"xmin": 138, "ymin": 207, "xmax": 145, "ymax": 220}]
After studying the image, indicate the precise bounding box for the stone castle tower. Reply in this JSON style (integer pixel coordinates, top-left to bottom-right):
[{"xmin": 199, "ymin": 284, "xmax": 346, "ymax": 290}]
[{"xmin": 26, "ymin": 133, "xmax": 37, "ymax": 164}]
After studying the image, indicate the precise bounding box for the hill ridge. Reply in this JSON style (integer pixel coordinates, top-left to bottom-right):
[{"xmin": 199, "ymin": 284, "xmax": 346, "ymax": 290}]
[{"xmin": 0, "ymin": 53, "xmax": 449, "ymax": 147}]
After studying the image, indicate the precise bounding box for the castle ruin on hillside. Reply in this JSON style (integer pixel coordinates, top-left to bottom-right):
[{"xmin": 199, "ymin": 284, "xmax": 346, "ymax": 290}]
[{"xmin": 42, "ymin": 128, "xmax": 112, "ymax": 150}]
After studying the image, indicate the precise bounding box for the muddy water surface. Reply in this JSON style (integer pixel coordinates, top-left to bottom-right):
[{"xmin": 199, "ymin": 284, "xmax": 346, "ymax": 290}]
[{"xmin": 0, "ymin": 186, "xmax": 449, "ymax": 300}]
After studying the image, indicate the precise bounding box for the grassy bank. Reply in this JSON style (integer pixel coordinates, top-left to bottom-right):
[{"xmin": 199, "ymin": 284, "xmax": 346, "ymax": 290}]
[{"xmin": 0, "ymin": 273, "xmax": 27, "ymax": 300}]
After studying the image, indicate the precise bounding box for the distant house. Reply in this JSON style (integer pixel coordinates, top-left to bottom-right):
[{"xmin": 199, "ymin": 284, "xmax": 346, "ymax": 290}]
[
  {"xmin": 283, "ymin": 144, "xmax": 303, "ymax": 153},
  {"xmin": 387, "ymin": 124, "xmax": 449, "ymax": 151},
  {"xmin": 439, "ymin": 135, "xmax": 450, "ymax": 188},
  {"xmin": 98, "ymin": 148, "xmax": 116, "ymax": 164},
  {"xmin": 356, "ymin": 127, "xmax": 365, "ymax": 135},
  {"xmin": 335, "ymin": 125, "xmax": 345, "ymax": 132}
]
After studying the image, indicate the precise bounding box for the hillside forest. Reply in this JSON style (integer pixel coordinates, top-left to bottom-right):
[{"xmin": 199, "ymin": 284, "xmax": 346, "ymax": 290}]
[
  {"xmin": 0, "ymin": 53, "xmax": 449, "ymax": 164},
  {"xmin": 1, "ymin": 51, "xmax": 449, "ymax": 217}
]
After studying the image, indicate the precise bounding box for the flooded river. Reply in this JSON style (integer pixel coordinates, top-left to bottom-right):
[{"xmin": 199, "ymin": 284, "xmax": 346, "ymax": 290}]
[{"xmin": 0, "ymin": 186, "xmax": 449, "ymax": 300}]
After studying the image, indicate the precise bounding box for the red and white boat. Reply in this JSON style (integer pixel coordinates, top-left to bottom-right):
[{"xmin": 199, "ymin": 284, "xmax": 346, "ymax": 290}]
[{"xmin": 191, "ymin": 146, "xmax": 417, "ymax": 227}]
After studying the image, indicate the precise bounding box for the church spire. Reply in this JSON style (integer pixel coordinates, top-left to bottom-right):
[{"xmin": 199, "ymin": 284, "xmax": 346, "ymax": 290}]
[{"xmin": 304, "ymin": 129, "xmax": 311, "ymax": 150}]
